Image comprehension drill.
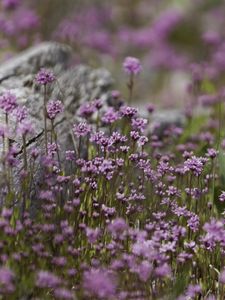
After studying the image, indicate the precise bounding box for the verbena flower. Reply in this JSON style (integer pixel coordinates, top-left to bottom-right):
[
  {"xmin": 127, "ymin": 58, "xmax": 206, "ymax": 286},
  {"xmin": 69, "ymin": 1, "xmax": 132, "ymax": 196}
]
[
  {"xmin": 14, "ymin": 106, "xmax": 28, "ymax": 122},
  {"xmin": 2, "ymin": 0, "xmax": 20, "ymax": 9},
  {"xmin": 83, "ymin": 268, "xmax": 117, "ymax": 299},
  {"xmin": 16, "ymin": 120, "xmax": 34, "ymax": 136},
  {"xmin": 123, "ymin": 56, "xmax": 142, "ymax": 75},
  {"xmin": 36, "ymin": 270, "xmax": 61, "ymax": 288},
  {"xmin": 0, "ymin": 267, "xmax": 15, "ymax": 294},
  {"xmin": 219, "ymin": 268, "xmax": 225, "ymax": 284},
  {"xmin": 0, "ymin": 91, "xmax": 17, "ymax": 114},
  {"xmin": 73, "ymin": 122, "xmax": 91, "ymax": 137},
  {"xmin": 47, "ymin": 100, "xmax": 64, "ymax": 120},
  {"xmin": 35, "ymin": 68, "xmax": 55, "ymax": 85}
]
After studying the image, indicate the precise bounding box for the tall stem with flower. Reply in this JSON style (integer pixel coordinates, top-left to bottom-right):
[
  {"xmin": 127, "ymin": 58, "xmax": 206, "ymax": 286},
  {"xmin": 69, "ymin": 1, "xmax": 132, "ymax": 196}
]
[
  {"xmin": 35, "ymin": 68, "xmax": 56, "ymax": 154},
  {"xmin": 123, "ymin": 56, "xmax": 142, "ymax": 104}
]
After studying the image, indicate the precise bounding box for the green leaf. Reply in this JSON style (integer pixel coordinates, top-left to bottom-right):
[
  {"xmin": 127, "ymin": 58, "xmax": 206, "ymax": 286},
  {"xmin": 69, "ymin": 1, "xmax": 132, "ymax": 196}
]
[
  {"xmin": 201, "ymin": 79, "xmax": 216, "ymax": 94},
  {"xmin": 179, "ymin": 114, "xmax": 208, "ymax": 143}
]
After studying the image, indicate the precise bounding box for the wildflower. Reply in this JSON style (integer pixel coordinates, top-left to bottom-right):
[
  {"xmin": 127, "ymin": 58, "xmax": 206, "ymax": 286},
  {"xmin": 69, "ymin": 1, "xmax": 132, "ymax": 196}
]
[
  {"xmin": 36, "ymin": 270, "xmax": 61, "ymax": 288},
  {"xmin": 2, "ymin": 0, "xmax": 20, "ymax": 9},
  {"xmin": 65, "ymin": 150, "xmax": 75, "ymax": 161},
  {"xmin": 0, "ymin": 267, "xmax": 15, "ymax": 294},
  {"xmin": 108, "ymin": 218, "xmax": 128, "ymax": 236},
  {"xmin": 47, "ymin": 142, "xmax": 58, "ymax": 156},
  {"xmin": 219, "ymin": 268, "xmax": 225, "ymax": 284},
  {"xmin": 79, "ymin": 101, "xmax": 97, "ymax": 118},
  {"xmin": 73, "ymin": 122, "xmax": 91, "ymax": 137},
  {"xmin": 14, "ymin": 105, "xmax": 28, "ymax": 122},
  {"xmin": 123, "ymin": 56, "xmax": 142, "ymax": 75},
  {"xmin": 101, "ymin": 107, "xmax": 120, "ymax": 124},
  {"xmin": 219, "ymin": 191, "xmax": 225, "ymax": 202},
  {"xmin": 47, "ymin": 100, "xmax": 64, "ymax": 120},
  {"xmin": 132, "ymin": 118, "xmax": 148, "ymax": 132},
  {"xmin": 0, "ymin": 91, "xmax": 17, "ymax": 114},
  {"xmin": 16, "ymin": 120, "xmax": 34, "ymax": 136},
  {"xmin": 86, "ymin": 227, "xmax": 101, "ymax": 243},
  {"xmin": 206, "ymin": 148, "xmax": 218, "ymax": 159},
  {"xmin": 52, "ymin": 256, "xmax": 67, "ymax": 267},
  {"xmin": 185, "ymin": 284, "xmax": 202, "ymax": 298},
  {"xmin": 184, "ymin": 156, "xmax": 207, "ymax": 176},
  {"xmin": 35, "ymin": 68, "xmax": 55, "ymax": 85},
  {"xmin": 54, "ymin": 288, "xmax": 74, "ymax": 299},
  {"xmin": 136, "ymin": 261, "xmax": 153, "ymax": 282},
  {"xmin": 154, "ymin": 263, "xmax": 172, "ymax": 278},
  {"xmin": 120, "ymin": 105, "xmax": 138, "ymax": 117},
  {"xmin": 137, "ymin": 136, "xmax": 148, "ymax": 147},
  {"xmin": 146, "ymin": 103, "xmax": 155, "ymax": 113},
  {"xmin": 83, "ymin": 268, "xmax": 117, "ymax": 299},
  {"xmin": 187, "ymin": 213, "xmax": 200, "ymax": 232}
]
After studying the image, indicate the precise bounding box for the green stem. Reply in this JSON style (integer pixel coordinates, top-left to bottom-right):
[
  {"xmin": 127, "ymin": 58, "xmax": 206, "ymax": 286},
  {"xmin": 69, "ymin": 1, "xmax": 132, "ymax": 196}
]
[
  {"xmin": 43, "ymin": 85, "xmax": 48, "ymax": 154},
  {"xmin": 128, "ymin": 73, "xmax": 134, "ymax": 104}
]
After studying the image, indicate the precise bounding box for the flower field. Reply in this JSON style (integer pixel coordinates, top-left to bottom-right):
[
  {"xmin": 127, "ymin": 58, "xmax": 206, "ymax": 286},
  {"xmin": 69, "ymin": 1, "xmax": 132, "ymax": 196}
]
[{"xmin": 0, "ymin": 1, "xmax": 225, "ymax": 299}]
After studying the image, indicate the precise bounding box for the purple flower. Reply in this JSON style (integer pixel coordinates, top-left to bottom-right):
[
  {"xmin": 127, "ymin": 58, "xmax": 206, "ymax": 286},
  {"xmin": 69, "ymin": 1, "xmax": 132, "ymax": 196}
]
[
  {"xmin": 47, "ymin": 100, "xmax": 64, "ymax": 120},
  {"xmin": 16, "ymin": 120, "xmax": 34, "ymax": 136},
  {"xmin": 154, "ymin": 263, "xmax": 172, "ymax": 278},
  {"xmin": 219, "ymin": 268, "xmax": 225, "ymax": 284},
  {"xmin": 0, "ymin": 267, "xmax": 15, "ymax": 294},
  {"xmin": 108, "ymin": 218, "xmax": 128, "ymax": 236},
  {"xmin": 78, "ymin": 101, "xmax": 97, "ymax": 118},
  {"xmin": 35, "ymin": 68, "xmax": 55, "ymax": 85},
  {"xmin": 136, "ymin": 260, "xmax": 153, "ymax": 282},
  {"xmin": 54, "ymin": 288, "xmax": 74, "ymax": 299},
  {"xmin": 187, "ymin": 213, "xmax": 200, "ymax": 232},
  {"xmin": 14, "ymin": 106, "xmax": 28, "ymax": 122},
  {"xmin": 101, "ymin": 107, "xmax": 120, "ymax": 124},
  {"xmin": 123, "ymin": 56, "xmax": 142, "ymax": 75},
  {"xmin": 0, "ymin": 91, "xmax": 17, "ymax": 114},
  {"xmin": 206, "ymin": 148, "xmax": 218, "ymax": 159},
  {"xmin": 36, "ymin": 270, "xmax": 61, "ymax": 288},
  {"xmin": 83, "ymin": 268, "xmax": 117, "ymax": 299},
  {"xmin": 2, "ymin": 0, "xmax": 20, "ymax": 9},
  {"xmin": 184, "ymin": 156, "xmax": 207, "ymax": 176},
  {"xmin": 120, "ymin": 105, "xmax": 138, "ymax": 118},
  {"xmin": 73, "ymin": 122, "xmax": 91, "ymax": 137},
  {"xmin": 65, "ymin": 150, "xmax": 75, "ymax": 161},
  {"xmin": 137, "ymin": 136, "xmax": 148, "ymax": 147},
  {"xmin": 146, "ymin": 103, "xmax": 155, "ymax": 114},
  {"xmin": 219, "ymin": 191, "xmax": 225, "ymax": 202},
  {"xmin": 52, "ymin": 256, "xmax": 67, "ymax": 267},
  {"xmin": 185, "ymin": 284, "xmax": 201, "ymax": 298},
  {"xmin": 86, "ymin": 227, "xmax": 101, "ymax": 243},
  {"xmin": 132, "ymin": 118, "xmax": 148, "ymax": 132}
]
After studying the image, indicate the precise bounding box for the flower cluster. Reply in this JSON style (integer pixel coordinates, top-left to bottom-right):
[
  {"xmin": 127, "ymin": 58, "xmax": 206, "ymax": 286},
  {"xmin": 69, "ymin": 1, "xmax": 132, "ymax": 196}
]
[
  {"xmin": 47, "ymin": 100, "xmax": 64, "ymax": 120},
  {"xmin": 35, "ymin": 68, "xmax": 55, "ymax": 86}
]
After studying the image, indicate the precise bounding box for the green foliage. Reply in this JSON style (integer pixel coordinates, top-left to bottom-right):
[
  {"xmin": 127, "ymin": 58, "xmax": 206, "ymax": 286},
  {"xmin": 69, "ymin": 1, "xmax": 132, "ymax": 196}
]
[
  {"xmin": 179, "ymin": 114, "xmax": 208, "ymax": 143},
  {"xmin": 201, "ymin": 79, "xmax": 216, "ymax": 94}
]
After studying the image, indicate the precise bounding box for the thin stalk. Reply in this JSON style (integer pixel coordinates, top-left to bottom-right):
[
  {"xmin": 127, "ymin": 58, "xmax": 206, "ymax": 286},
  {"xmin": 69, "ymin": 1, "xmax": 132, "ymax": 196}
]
[
  {"xmin": 22, "ymin": 134, "xmax": 28, "ymax": 171},
  {"xmin": 128, "ymin": 73, "xmax": 134, "ymax": 104},
  {"xmin": 21, "ymin": 134, "xmax": 28, "ymax": 222},
  {"xmin": 43, "ymin": 85, "xmax": 48, "ymax": 154},
  {"xmin": 5, "ymin": 113, "xmax": 11, "ymax": 193},
  {"xmin": 52, "ymin": 120, "xmax": 61, "ymax": 170},
  {"xmin": 217, "ymin": 101, "xmax": 222, "ymax": 150}
]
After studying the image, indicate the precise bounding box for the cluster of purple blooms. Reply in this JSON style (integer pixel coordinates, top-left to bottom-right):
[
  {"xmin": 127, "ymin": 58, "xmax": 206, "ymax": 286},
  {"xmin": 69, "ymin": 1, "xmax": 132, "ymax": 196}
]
[
  {"xmin": 0, "ymin": 61, "xmax": 223, "ymax": 299},
  {"xmin": 2, "ymin": 1, "xmax": 225, "ymax": 297}
]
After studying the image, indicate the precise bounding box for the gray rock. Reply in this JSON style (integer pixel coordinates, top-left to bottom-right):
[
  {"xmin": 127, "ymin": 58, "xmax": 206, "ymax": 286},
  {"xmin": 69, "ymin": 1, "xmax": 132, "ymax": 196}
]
[
  {"xmin": 0, "ymin": 42, "xmax": 114, "ymax": 153},
  {"xmin": 0, "ymin": 42, "xmax": 114, "ymax": 213},
  {"xmin": 151, "ymin": 109, "xmax": 186, "ymax": 135},
  {"xmin": 0, "ymin": 42, "xmax": 71, "ymax": 80}
]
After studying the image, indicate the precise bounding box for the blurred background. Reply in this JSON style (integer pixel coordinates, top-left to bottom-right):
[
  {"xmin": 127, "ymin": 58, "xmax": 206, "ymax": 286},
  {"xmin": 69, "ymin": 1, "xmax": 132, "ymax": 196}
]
[{"xmin": 0, "ymin": 0, "xmax": 225, "ymax": 108}]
